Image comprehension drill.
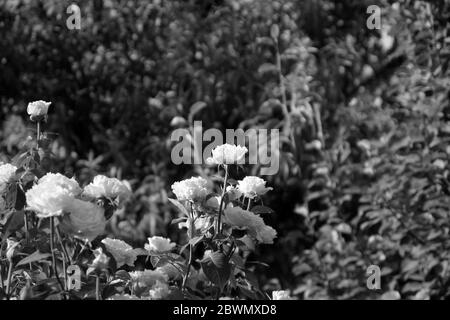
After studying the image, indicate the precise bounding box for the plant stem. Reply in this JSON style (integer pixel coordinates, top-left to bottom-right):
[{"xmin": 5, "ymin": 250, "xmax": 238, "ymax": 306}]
[
  {"xmin": 182, "ymin": 204, "xmax": 195, "ymax": 291},
  {"xmin": 50, "ymin": 217, "xmax": 64, "ymax": 292},
  {"xmin": 246, "ymin": 198, "xmax": 251, "ymax": 210},
  {"xmin": 5, "ymin": 261, "xmax": 13, "ymax": 298},
  {"xmin": 24, "ymin": 212, "xmax": 30, "ymax": 244},
  {"xmin": 0, "ymin": 262, "xmax": 4, "ymax": 291},
  {"xmin": 217, "ymin": 165, "xmax": 228, "ymax": 235},
  {"xmin": 95, "ymin": 276, "xmax": 101, "ymax": 300},
  {"xmin": 182, "ymin": 244, "xmax": 193, "ymax": 291},
  {"xmin": 36, "ymin": 121, "xmax": 41, "ymax": 142}
]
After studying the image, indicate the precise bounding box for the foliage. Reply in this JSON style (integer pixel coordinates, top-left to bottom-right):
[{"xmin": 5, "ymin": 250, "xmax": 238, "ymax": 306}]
[{"xmin": 0, "ymin": 0, "xmax": 449, "ymax": 299}]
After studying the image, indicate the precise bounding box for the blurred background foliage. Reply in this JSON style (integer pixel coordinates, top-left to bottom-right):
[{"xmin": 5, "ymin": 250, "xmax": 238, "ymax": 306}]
[{"xmin": 1, "ymin": 0, "xmax": 450, "ymax": 299}]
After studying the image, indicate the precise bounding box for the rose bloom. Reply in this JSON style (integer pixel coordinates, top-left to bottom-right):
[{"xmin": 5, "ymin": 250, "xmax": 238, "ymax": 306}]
[
  {"xmin": 226, "ymin": 186, "xmax": 242, "ymax": 201},
  {"xmin": 171, "ymin": 176, "xmax": 208, "ymax": 202},
  {"xmin": 206, "ymin": 144, "xmax": 247, "ymax": 165},
  {"xmin": 0, "ymin": 163, "xmax": 17, "ymax": 191},
  {"xmin": 59, "ymin": 199, "xmax": 106, "ymax": 242},
  {"xmin": 101, "ymin": 238, "xmax": 138, "ymax": 267},
  {"xmin": 27, "ymin": 100, "xmax": 51, "ymax": 117},
  {"xmin": 91, "ymin": 247, "xmax": 110, "ymax": 270},
  {"xmin": 148, "ymin": 280, "xmax": 170, "ymax": 300},
  {"xmin": 255, "ymin": 224, "xmax": 277, "ymax": 244},
  {"xmin": 129, "ymin": 270, "xmax": 168, "ymax": 296},
  {"xmin": 145, "ymin": 236, "xmax": 176, "ymax": 253},
  {"xmin": 223, "ymin": 207, "xmax": 277, "ymax": 244},
  {"xmin": 25, "ymin": 173, "xmax": 81, "ymax": 218},
  {"xmin": 38, "ymin": 173, "xmax": 82, "ymax": 196},
  {"xmin": 237, "ymin": 176, "xmax": 272, "ymax": 199},
  {"xmin": 26, "ymin": 185, "xmax": 74, "ymax": 218},
  {"xmin": 83, "ymin": 175, "xmax": 131, "ymax": 203},
  {"xmin": 272, "ymin": 290, "xmax": 292, "ymax": 300}
]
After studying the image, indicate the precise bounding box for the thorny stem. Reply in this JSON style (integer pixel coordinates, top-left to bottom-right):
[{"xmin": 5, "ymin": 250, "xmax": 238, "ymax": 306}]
[{"xmin": 217, "ymin": 165, "xmax": 229, "ymax": 235}]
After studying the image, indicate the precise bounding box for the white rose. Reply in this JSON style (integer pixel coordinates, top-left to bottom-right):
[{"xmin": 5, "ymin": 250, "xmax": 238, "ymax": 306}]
[
  {"xmin": 83, "ymin": 175, "xmax": 131, "ymax": 203},
  {"xmin": 91, "ymin": 247, "xmax": 110, "ymax": 270},
  {"xmin": 206, "ymin": 144, "xmax": 247, "ymax": 165},
  {"xmin": 171, "ymin": 176, "xmax": 208, "ymax": 202},
  {"xmin": 148, "ymin": 280, "xmax": 170, "ymax": 300},
  {"xmin": 272, "ymin": 290, "xmax": 292, "ymax": 300},
  {"xmin": 237, "ymin": 176, "xmax": 272, "ymax": 199},
  {"xmin": 26, "ymin": 184, "xmax": 75, "ymax": 218},
  {"xmin": 27, "ymin": 100, "xmax": 51, "ymax": 117},
  {"xmin": 101, "ymin": 238, "xmax": 138, "ymax": 267},
  {"xmin": 255, "ymin": 224, "xmax": 277, "ymax": 244},
  {"xmin": 226, "ymin": 186, "xmax": 242, "ymax": 201},
  {"xmin": 129, "ymin": 269, "xmax": 168, "ymax": 294},
  {"xmin": 60, "ymin": 199, "xmax": 106, "ymax": 241},
  {"xmin": 38, "ymin": 173, "xmax": 82, "ymax": 196},
  {"xmin": 145, "ymin": 236, "xmax": 176, "ymax": 253}
]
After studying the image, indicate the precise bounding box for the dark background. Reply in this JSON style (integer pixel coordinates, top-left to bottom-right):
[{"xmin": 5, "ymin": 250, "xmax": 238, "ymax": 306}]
[{"xmin": 1, "ymin": 0, "xmax": 449, "ymax": 299}]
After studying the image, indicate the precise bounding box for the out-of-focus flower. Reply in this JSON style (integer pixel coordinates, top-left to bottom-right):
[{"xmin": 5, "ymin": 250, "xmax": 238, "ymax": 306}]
[
  {"xmin": 156, "ymin": 264, "xmax": 182, "ymax": 280},
  {"xmin": 83, "ymin": 175, "xmax": 131, "ymax": 204},
  {"xmin": 27, "ymin": 100, "xmax": 51, "ymax": 119},
  {"xmin": 148, "ymin": 280, "xmax": 170, "ymax": 300},
  {"xmin": 223, "ymin": 207, "xmax": 277, "ymax": 244},
  {"xmin": 226, "ymin": 186, "xmax": 242, "ymax": 201},
  {"xmin": 60, "ymin": 199, "xmax": 106, "ymax": 241},
  {"xmin": 129, "ymin": 270, "xmax": 168, "ymax": 295},
  {"xmin": 380, "ymin": 290, "xmax": 401, "ymax": 300},
  {"xmin": 433, "ymin": 159, "xmax": 446, "ymax": 170},
  {"xmin": 91, "ymin": 247, "xmax": 110, "ymax": 270},
  {"xmin": 206, "ymin": 144, "xmax": 247, "ymax": 165},
  {"xmin": 101, "ymin": 238, "xmax": 138, "ymax": 267},
  {"xmin": 171, "ymin": 176, "xmax": 208, "ymax": 202},
  {"xmin": 256, "ymin": 225, "xmax": 277, "ymax": 244},
  {"xmin": 0, "ymin": 163, "xmax": 17, "ymax": 192},
  {"xmin": 145, "ymin": 236, "xmax": 176, "ymax": 253},
  {"xmin": 237, "ymin": 176, "xmax": 272, "ymax": 199},
  {"xmin": 380, "ymin": 27, "xmax": 394, "ymax": 52},
  {"xmin": 272, "ymin": 290, "xmax": 292, "ymax": 300}
]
